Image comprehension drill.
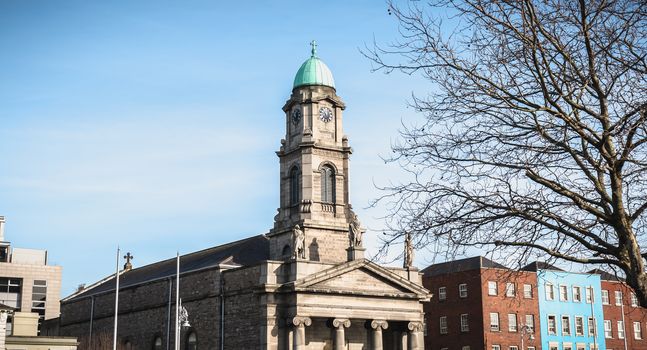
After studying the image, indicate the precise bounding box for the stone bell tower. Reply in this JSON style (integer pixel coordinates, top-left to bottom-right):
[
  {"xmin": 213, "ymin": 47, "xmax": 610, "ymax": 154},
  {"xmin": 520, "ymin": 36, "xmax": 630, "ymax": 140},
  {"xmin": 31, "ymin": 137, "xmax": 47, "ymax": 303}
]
[{"xmin": 269, "ymin": 42, "xmax": 361, "ymax": 263}]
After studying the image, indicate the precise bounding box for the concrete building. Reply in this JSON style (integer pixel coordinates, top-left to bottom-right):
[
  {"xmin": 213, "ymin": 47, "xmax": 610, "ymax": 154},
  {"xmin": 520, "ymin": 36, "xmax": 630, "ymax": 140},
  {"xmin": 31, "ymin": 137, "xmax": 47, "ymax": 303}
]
[
  {"xmin": 422, "ymin": 256, "xmax": 541, "ymax": 350},
  {"xmin": 595, "ymin": 269, "xmax": 647, "ymax": 350},
  {"xmin": 0, "ymin": 216, "xmax": 62, "ymax": 335},
  {"xmin": 56, "ymin": 43, "xmax": 430, "ymax": 350},
  {"xmin": 527, "ymin": 263, "xmax": 606, "ymax": 350},
  {"xmin": 3, "ymin": 311, "xmax": 78, "ymax": 350}
]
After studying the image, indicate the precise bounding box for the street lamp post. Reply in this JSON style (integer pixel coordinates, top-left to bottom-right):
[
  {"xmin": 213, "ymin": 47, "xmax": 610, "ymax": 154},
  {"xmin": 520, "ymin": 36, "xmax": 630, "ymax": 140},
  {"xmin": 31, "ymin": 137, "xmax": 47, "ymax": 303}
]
[{"xmin": 520, "ymin": 323, "xmax": 535, "ymax": 349}]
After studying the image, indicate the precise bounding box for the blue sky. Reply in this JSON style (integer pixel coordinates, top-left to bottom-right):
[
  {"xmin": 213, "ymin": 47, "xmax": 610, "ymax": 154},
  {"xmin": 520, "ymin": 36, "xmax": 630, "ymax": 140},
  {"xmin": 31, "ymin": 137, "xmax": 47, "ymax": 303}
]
[{"xmin": 0, "ymin": 0, "xmax": 432, "ymax": 295}]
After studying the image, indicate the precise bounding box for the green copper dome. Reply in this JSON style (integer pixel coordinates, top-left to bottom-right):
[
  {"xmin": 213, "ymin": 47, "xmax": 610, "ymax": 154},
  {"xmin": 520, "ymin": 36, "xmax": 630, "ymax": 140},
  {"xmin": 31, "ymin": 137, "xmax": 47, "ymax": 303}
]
[{"xmin": 293, "ymin": 41, "xmax": 335, "ymax": 89}]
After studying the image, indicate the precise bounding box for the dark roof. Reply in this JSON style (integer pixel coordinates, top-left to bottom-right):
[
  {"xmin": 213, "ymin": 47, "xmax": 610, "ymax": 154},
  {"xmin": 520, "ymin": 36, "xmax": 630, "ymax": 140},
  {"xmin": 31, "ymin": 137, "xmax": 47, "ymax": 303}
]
[
  {"xmin": 65, "ymin": 234, "xmax": 269, "ymax": 302},
  {"xmin": 0, "ymin": 302, "xmax": 15, "ymax": 310},
  {"xmin": 521, "ymin": 261, "xmax": 564, "ymax": 272},
  {"xmin": 588, "ymin": 268, "xmax": 625, "ymax": 282},
  {"xmin": 422, "ymin": 256, "xmax": 507, "ymax": 277}
]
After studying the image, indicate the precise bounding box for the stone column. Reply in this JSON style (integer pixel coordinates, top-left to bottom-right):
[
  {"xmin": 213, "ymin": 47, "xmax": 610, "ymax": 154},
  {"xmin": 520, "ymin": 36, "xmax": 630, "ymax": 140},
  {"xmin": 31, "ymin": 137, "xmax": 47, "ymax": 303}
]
[
  {"xmin": 370, "ymin": 320, "xmax": 388, "ymax": 350},
  {"xmin": 292, "ymin": 316, "xmax": 312, "ymax": 350},
  {"xmin": 332, "ymin": 318, "xmax": 351, "ymax": 350},
  {"xmin": 407, "ymin": 321, "xmax": 424, "ymax": 350}
]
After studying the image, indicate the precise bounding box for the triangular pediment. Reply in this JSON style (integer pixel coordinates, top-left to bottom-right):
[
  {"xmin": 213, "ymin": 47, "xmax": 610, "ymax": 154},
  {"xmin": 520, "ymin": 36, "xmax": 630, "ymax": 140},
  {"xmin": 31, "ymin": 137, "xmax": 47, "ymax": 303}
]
[{"xmin": 287, "ymin": 259, "xmax": 429, "ymax": 298}]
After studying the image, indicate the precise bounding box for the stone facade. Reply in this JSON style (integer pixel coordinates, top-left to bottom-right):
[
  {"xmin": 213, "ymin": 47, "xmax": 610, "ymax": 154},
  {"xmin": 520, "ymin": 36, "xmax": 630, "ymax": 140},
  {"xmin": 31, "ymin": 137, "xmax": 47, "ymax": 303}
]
[{"xmin": 56, "ymin": 48, "xmax": 430, "ymax": 350}]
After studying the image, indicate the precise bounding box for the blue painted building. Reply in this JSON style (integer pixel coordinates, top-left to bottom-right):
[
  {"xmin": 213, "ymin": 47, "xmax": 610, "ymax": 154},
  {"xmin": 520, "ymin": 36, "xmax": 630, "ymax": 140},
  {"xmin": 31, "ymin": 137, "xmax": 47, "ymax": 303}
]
[{"xmin": 525, "ymin": 263, "xmax": 606, "ymax": 350}]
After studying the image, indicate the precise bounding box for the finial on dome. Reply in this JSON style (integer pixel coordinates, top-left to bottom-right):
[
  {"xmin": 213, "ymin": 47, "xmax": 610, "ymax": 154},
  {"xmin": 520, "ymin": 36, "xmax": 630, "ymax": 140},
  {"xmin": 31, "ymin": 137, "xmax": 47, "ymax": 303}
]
[{"xmin": 310, "ymin": 40, "xmax": 317, "ymax": 57}]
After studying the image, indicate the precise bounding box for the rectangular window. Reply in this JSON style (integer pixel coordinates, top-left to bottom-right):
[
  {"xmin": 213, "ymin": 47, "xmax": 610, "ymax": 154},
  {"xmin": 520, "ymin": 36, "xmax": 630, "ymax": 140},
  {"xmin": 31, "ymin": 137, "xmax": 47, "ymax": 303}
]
[
  {"xmin": 488, "ymin": 281, "xmax": 498, "ymax": 296},
  {"xmin": 549, "ymin": 342, "xmax": 559, "ymax": 350},
  {"xmin": 508, "ymin": 313, "xmax": 517, "ymax": 332},
  {"xmin": 459, "ymin": 283, "xmax": 468, "ymax": 298},
  {"xmin": 588, "ymin": 317, "xmax": 596, "ymax": 336},
  {"xmin": 586, "ymin": 286, "xmax": 594, "ymax": 303},
  {"xmin": 546, "ymin": 283, "xmax": 554, "ymax": 300},
  {"xmin": 509, "ymin": 347, "xmax": 518, "ymax": 350},
  {"xmin": 0, "ymin": 278, "xmax": 22, "ymax": 309},
  {"xmin": 615, "ymin": 290, "xmax": 623, "ymax": 306},
  {"xmin": 575, "ymin": 316, "xmax": 584, "ymax": 336},
  {"xmin": 573, "ymin": 286, "xmax": 582, "ymax": 302},
  {"xmin": 525, "ymin": 314, "xmax": 535, "ymax": 332},
  {"xmin": 602, "ymin": 290, "xmax": 610, "ymax": 305},
  {"xmin": 548, "ymin": 315, "xmax": 557, "ymax": 335},
  {"xmin": 604, "ymin": 320, "xmax": 612, "ymax": 338},
  {"xmin": 528, "ymin": 347, "xmax": 536, "ymax": 350},
  {"xmin": 562, "ymin": 315, "xmax": 571, "ymax": 335},
  {"xmin": 618, "ymin": 320, "xmax": 625, "ymax": 339},
  {"xmin": 506, "ymin": 282, "xmax": 516, "ymax": 297},
  {"xmin": 576, "ymin": 344, "xmax": 585, "ymax": 350},
  {"xmin": 563, "ymin": 343, "xmax": 573, "ymax": 350},
  {"xmin": 461, "ymin": 313, "xmax": 469, "ymax": 332},
  {"xmin": 31, "ymin": 279, "xmax": 47, "ymax": 327},
  {"xmin": 439, "ymin": 316, "xmax": 448, "ymax": 334},
  {"xmin": 438, "ymin": 286, "xmax": 447, "ymax": 301},
  {"xmin": 560, "ymin": 285, "xmax": 569, "ymax": 301},
  {"xmin": 631, "ymin": 293, "xmax": 638, "ymax": 307},
  {"xmin": 462, "ymin": 347, "xmax": 470, "ymax": 350},
  {"xmin": 523, "ymin": 284, "xmax": 533, "ymax": 298},
  {"xmin": 634, "ymin": 321, "xmax": 642, "ymax": 339},
  {"xmin": 492, "ymin": 346, "xmax": 501, "ymax": 350},
  {"xmin": 490, "ymin": 312, "xmax": 500, "ymax": 332}
]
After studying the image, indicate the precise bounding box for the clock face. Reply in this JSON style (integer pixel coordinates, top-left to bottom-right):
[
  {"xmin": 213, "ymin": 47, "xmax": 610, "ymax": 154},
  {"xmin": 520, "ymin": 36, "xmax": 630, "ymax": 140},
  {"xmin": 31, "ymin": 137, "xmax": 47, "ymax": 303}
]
[
  {"xmin": 319, "ymin": 107, "xmax": 333, "ymax": 123},
  {"xmin": 291, "ymin": 108, "xmax": 302, "ymax": 125}
]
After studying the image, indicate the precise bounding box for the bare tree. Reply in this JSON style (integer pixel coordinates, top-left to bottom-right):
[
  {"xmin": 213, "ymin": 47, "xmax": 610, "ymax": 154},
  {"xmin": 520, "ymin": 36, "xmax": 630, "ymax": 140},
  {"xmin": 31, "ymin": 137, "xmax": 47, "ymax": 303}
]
[{"xmin": 365, "ymin": 0, "xmax": 647, "ymax": 305}]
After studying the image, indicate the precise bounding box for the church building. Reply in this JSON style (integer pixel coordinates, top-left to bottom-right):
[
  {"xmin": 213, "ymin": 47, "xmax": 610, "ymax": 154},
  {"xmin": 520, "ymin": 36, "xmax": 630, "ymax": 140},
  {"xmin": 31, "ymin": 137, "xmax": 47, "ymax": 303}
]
[{"xmin": 56, "ymin": 43, "xmax": 430, "ymax": 350}]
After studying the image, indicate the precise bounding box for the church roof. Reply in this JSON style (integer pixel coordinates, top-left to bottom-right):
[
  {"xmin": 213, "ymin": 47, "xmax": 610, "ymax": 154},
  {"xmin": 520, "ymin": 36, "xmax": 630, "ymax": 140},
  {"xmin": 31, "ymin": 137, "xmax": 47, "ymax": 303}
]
[
  {"xmin": 63, "ymin": 234, "xmax": 269, "ymax": 302},
  {"xmin": 422, "ymin": 256, "xmax": 507, "ymax": 277},
  {"xmin": 293, "ymin": 41, "xmax": 335, "ymax": 89}
]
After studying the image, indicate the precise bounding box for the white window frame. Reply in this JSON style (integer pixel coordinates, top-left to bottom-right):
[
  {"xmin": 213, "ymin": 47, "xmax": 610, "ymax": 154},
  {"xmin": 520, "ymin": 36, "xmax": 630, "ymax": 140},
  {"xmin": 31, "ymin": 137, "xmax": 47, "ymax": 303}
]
[
  {"xmin": 525, "ymin": 314, "xmax": 535, "ymax": 332},
  {"xmin": 548, "ymin": 315, "xmax": 557, "ymax": 335},
  {"xmin": 460, "ymin": 313, "xmax": 469, "ymax": 332},
  {"xmin": 488, "ymin": 281, "xmax": 498, "ymax": 296},
  {"xmin": 490, "ymin": 312, "xmax": 500, "ymax": 332},
  {"xmin": 506, "ymin": 282, "xmax": 515, "ymax": 297},
  {"xmin": 440, "ymin": 316, "xmax": 448, "ymax": 334},
  {"xmin": 560, "ymin": 285, "xmax": 569, "ymax": 301},
  {"xmin": 586, "ymin": 286, "xmax": 594, "ymax": 303},
  {"xmin": 492, "ymin": 346, "xmax": 501, "ymax": 350},
  {"xmin": 573, "ymin": 286, "xmax": 582, "ymax": 302},
  {"xmin": 588, "ymin": 317, "xmax": 596, "ymax": 336},
  {"xmin": 563, "ymin": 342, "xmax": 573, "ymax": 350},
  {"xmin": 575, "ymin": 316, "xmax": 584, "ymax": 336},
  {"xmin": 618, "ymin": 320, "xmax": 625, "ymax": 339},
  {"xmin": 562, "ymin": 315, "xmax": 571, "ymax": 335},
  {"xmin": 438, "ymin": 286, "xmax": 447, "ymax": 301},
  {"xmin": 631, "ymin": 292, "xmax": 638, "ymax": 307},
  {"xmin": 601, "ymin": 290, "xmax": 609, "ymax": 305},
  {"xmin": 615, "ymin": 290, "xmax": 623, "ymax": 306},
  {"xmin": 604, "ymin": 319, "xmax": 612, "ymax": 338},
  {"xmin": 459, "ymin": 283, "xmax": 468, "ymax": 298},
  {"xmin": 546, "ymin": 283, "xmax": 554, "ymax": 300},
  {"xmin": 523, "ymin": 284, "xmax": 532, "ymax": 298},
  {"xmin": 508, "ymin": 313, "xmax": 517, "ymax": 332},
  {"xmin": 634, "ymin": 321, "xmax": 642, "ymax": 339}
]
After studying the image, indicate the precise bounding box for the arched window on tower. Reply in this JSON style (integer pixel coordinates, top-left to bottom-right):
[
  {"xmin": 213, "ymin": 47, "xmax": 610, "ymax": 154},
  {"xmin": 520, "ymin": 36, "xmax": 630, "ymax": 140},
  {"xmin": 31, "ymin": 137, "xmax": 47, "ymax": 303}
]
[
  {"xmin": 290, "ymin": 166, "xmax": 300, "ymax": 206},
  {"xmin": 321, "ymin": 165, "xmax": 335, "ymax": 203},
  {"xmin": 153, "ymin": 336, "xmax": 163, "ymax": 350},
  {"xmin": 186, "ymin": 331, "xmax": 197, "ymax": 350}
]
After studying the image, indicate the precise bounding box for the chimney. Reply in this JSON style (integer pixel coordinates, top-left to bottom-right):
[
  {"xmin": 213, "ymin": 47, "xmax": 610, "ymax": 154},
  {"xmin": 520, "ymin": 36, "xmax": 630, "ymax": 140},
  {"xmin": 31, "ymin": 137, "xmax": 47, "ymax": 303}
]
[{"xmin": 0, "ymin": 216, "xmax": 5, "ymax": 242}]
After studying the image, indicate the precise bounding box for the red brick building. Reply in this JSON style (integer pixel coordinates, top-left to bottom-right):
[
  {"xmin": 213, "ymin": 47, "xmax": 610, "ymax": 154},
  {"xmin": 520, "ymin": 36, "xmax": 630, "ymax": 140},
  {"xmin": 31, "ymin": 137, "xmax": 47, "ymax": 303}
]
[
  {"xmin": 423, "ymin": 257, "xmax": 541, "ymax": 350},
  {"xmin": 595, "ymin": 270, "xmax": 647, "ymax": 350}
]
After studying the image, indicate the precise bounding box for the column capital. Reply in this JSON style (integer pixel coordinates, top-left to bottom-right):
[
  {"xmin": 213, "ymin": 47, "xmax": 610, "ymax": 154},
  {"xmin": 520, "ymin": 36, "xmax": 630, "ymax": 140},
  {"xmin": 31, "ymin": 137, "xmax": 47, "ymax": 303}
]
[
  {"xmin": 332, "ymin": 318, "xmax": 351, "ymax": 329},
  {"xmin": 292, "ymin": 316, "xmax": 312, "ymax": 327},
  {"xmin": 407, "ymin": 321, "xmax": 424, "ymax": 332},
  {"xmin": 370, "ymin": 319, "xmax": 389, "ymax": 330}
]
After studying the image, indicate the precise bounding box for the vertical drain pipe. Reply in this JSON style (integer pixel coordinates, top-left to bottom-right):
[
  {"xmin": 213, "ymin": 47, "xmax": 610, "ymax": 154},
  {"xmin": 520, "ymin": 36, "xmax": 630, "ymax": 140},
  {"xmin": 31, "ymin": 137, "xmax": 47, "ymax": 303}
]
[
  {"xmin": 220, "ymin": 272, "xmax": 225, "ymax": 350},
  {"xmin": 166, "ymin": 277, "xmax": 172, "ymax": 350},
  {"xmin": 89, "ymin": 296, "xmax": 95, "ymax": 349}
]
